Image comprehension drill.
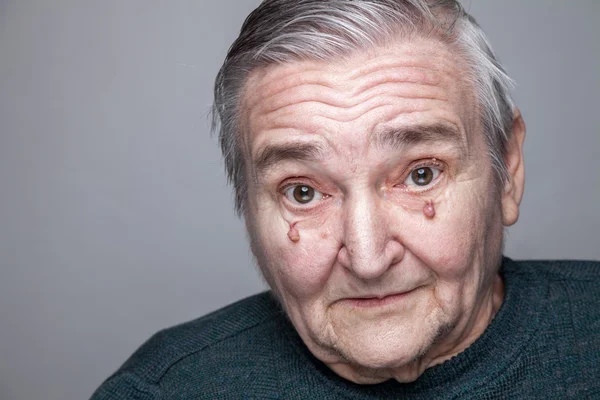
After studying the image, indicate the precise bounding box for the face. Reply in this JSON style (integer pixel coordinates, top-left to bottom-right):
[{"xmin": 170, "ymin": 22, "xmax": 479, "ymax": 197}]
[{"xmin": 241, "ymin": 38, "xmax": 519, "ymax": 383}]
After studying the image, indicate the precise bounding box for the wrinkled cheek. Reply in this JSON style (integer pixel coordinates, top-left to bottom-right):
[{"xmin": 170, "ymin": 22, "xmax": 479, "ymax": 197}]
[
  {"xmin": 260, "ymin": 221, "xmax": 340, "ymax": 301},
  {"xmin": 424, "ymin": 224, "xmax": 474, "ymax": 274},
  {"xmin": 405, "ymin": 189, "xmax": 486, "ymax": 278}
]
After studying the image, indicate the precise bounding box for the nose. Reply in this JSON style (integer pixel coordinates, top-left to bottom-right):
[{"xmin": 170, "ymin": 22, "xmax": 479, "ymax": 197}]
[{"xmin": 337, "ymin": 192, "xmax": 405, "ymax": 280}]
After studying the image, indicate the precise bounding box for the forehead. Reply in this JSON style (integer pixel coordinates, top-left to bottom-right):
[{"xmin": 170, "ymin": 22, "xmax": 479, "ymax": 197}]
[{"xmin": 241, "ymin": 37, "xmax": 479, "ymax": 166}]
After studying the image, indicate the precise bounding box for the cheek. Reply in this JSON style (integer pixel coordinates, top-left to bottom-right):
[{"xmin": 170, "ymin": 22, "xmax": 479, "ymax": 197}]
[
  {"xmin": 401, "ymin": 182, "xmax": 496, "ymax": 277},
  {"xmin": 256, "ymin": 211, "xmax": 341, "ymax": 300}
]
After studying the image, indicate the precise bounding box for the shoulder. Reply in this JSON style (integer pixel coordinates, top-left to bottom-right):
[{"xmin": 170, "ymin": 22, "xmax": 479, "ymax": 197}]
[
  {"xmin": 91, "ymin": 291, "xmax": 287, "ymax": 399},
  {"xmin": 495, "ymin": 259, "xmax": 600, "ymax": 394},
  {"xmin": 507, "ymin": 258, "xmax": 600, "ymax": 282},
  {"xmin": 507, "ymin": 258, "xmax": 600, "ymax": 348},
  {"xmin": 506, "ymin": 258, "xmax": 600, "ymax": 311}
]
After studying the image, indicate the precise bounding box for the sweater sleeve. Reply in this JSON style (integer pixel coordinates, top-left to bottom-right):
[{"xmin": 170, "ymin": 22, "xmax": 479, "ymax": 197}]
[{"xmin": 90, "ymin": 372, "xmax": 161, "ymax": 400}]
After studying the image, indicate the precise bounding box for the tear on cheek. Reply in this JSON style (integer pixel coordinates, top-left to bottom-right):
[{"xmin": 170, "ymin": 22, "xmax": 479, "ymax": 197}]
[
  {"xmin": 423, "ymin": 200, "xmax": 436, "ymax": 219},
  {"xmin": 287, "ymin": 222, "xmax": 300, "ymax": 243}
]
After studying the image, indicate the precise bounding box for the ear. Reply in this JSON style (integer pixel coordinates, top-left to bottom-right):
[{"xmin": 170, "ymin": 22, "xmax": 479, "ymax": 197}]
[{"xmin": 501, "ymin": 108, "xmax": 526, "ymax": 226}]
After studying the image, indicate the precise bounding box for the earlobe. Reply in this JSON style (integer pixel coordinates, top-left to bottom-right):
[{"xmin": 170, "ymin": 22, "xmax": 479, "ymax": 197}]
[{"xmin": 501, "ymin": 108, "xmax": 526, "ymax": 227}]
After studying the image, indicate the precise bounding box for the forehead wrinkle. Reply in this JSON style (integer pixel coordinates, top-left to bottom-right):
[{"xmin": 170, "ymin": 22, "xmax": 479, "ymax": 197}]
[
  {"xmin": 245, "ymin": 37, "xmax": 465, "ymax": 114},
  {"xmin": 259, "ymin": 77, "xmax": 448, "ymax": 119},
  {"xmin": 245, "ymin": 66, "xmax": 337, "ymax": 111},
  {"xmin": 245, "ymin": 51, "xmax": 462, "ymax": 137},
  {"xmin": 265, "ymin": 94, "xmax": 452, "ymax": 126},
  {"xmin": 349, "ymin": 65, "xmax": 444, "ymax": 99},
  {"xmin": 257, "ymin": 83, "xmax": 342, "ymax": 117},
  {"xmin": 246, "ymin": 47, "xmax": 455, "ymax": 114},
  {"xmin": 263, "ymin": 60, "xmax": 447, "ymax": 110},
  {"xmin": 247, "ymin": 66, "xmax": 457, "ymax": 133}
]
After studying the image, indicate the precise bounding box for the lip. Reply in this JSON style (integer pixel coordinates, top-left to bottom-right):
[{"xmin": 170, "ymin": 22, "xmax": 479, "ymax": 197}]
[{"xmin": 343, "ymin": 290, "xmax": 414, "ymax": 308}]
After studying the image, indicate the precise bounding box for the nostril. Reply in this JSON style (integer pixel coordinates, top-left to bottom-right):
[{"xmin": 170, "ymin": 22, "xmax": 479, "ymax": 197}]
[
  {"xmin": 385, "ymin": 240, "xmax": 406, "ymax": 266},
  {"xmin": 337, "ymin": 246, "xmax": 351, "ymax": 268}
]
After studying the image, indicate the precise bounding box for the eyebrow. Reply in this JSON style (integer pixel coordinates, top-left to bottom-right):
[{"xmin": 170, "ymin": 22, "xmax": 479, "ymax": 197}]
[
  {"xmin": 252, "ymin": 123, "xmax": 464, "ymax": 177},
  {"xmin": 372, "ymin": 123, "xmax": 465, "ymax": 151},
  {"xmin": 252, "ymin": 142, "xmax": 325, "ymax": 177}
]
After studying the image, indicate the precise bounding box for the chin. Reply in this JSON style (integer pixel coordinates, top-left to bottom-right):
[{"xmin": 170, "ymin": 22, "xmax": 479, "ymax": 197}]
[
  {"xmin": 326, "ymin": 315, "xmax": 442, "ymax": 371},
  {"xmin": 318, "ymin": 334, "xmax": 434, "ymax": 385},
  {"xmin": 346, "ymin": 335, "xmax": 430, "ymax": 370}
]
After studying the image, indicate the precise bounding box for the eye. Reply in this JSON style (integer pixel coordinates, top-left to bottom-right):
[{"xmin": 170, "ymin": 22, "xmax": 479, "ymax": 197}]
[
  {"xmin": 404, "ymin": 166, "xmax": 441, "ymax": 187},
  {"xmin": 283, "ymin": 184, "xmax": 325, "ymax": 205}
]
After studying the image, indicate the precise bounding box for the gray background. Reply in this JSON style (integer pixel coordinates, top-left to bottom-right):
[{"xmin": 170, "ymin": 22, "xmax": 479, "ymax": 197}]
[{"xmin": 0, "ymin": 1, "xmax": 598, "ymax": 399}]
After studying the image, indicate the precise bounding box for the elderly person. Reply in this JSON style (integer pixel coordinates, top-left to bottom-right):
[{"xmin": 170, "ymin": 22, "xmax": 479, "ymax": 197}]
[{"xmin": 92, "ymin": 0, "xmax": 600, "ymax": 398}]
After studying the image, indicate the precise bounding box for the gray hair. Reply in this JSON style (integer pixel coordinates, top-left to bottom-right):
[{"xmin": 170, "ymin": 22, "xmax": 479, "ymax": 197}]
[{"xmin": 212, "ymin": 0, "xmax": 515, "ymax": 216}]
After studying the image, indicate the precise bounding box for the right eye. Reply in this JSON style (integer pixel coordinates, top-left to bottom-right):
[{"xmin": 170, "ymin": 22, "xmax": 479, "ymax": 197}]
[{"xmin": 283, "ymin": 184, "xmax": 325, "ymax": 205}]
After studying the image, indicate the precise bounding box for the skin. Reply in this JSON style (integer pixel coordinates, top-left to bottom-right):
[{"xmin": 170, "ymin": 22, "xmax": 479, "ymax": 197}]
[{"xmin": 241, "ymin": 37, "xmax": 526, "ymax": 384}]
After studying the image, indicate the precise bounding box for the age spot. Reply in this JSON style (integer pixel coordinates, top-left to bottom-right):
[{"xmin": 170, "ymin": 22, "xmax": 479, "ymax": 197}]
[{"xmin": 423, "ymin": 200, "xmax": 436, "ymax": 219}]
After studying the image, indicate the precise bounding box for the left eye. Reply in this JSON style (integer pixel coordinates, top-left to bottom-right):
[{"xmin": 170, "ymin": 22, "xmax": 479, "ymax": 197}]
[
  {"xmin": 404, "ymin": 166, "xmax": 441, "ymax": 187},
  {"xmin": 283, "ymin": 185, "xmax": 325, "ymax": 205}
]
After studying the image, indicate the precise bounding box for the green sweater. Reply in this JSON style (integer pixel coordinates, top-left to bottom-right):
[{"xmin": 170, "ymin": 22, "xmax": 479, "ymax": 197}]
[{"xmin": 91, "ymin": 258, "xmax": 600, "ymax": 399}]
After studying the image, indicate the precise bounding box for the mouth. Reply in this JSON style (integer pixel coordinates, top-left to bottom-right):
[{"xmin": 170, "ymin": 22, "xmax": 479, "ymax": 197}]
[{"xmin": 343, "ymin": 290, "xmax": 415, "ymax": 308}]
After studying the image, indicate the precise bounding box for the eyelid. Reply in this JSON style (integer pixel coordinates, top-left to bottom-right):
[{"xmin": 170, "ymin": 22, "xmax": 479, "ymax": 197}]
[{"xmin": 410, "ymin": 158, "xmax": 444, "ymax": 171}]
